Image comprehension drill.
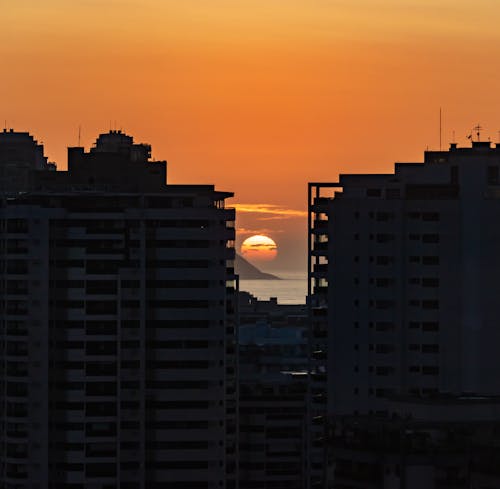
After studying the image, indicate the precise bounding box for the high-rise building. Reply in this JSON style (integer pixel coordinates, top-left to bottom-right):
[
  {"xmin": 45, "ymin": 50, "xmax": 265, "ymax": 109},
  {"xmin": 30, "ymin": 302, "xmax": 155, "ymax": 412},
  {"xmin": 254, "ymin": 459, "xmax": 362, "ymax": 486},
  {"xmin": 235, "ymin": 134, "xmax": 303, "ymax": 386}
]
[
  {"xmin": 0, "ymin": 130, "xmax": 237, "ymax": 489},
  {"xmin": 308, "ymin": 140, "xmax": 500, "ymax": 487}
]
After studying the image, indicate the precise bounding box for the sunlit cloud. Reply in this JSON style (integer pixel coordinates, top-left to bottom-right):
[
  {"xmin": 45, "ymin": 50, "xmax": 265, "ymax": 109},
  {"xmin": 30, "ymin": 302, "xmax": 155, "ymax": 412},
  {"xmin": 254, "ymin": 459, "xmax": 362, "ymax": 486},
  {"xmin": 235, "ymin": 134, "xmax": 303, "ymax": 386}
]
[
  {"xmin": 234, "ymin": 204, "xmax": 307, "ymax": 219},
  {"xmin": 237, "ymin": 227, "xmax": 284, "ymax": 236},
  {"xmin": 246, "ymin": 242, "xmax": 277, "ymax": 250}
]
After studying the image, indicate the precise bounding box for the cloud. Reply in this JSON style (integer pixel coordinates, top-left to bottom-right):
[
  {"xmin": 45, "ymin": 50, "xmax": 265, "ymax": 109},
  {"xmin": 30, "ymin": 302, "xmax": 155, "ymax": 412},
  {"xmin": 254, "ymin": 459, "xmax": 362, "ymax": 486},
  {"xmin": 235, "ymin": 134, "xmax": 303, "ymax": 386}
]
[
  {"xmin": 237, "ymin": 227, "xmax": 284, "ymax": 236},
  {"xmin": 234, "ymin": 203, "xmax": 307, "ymax": 219},
  {"xmin": 245, "ymin": 243, "xmax": 277, "ymax": 250}
]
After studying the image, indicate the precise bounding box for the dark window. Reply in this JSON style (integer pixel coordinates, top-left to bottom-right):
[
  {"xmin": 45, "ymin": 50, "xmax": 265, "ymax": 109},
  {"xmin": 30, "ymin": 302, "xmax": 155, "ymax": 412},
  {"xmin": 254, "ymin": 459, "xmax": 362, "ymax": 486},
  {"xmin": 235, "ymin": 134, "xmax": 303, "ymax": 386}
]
[
  {"xmin": 86, "ymin": 321, "xmax": 117, "ymax": 335},
  {"xmin": 376, "ymin": 256, "xmax": 393, "ymax": 265},
  {"xmin": 422, "ymin": 256, "xmax": 439, "ymax": 265},
  {"xmin": 422, "ymin": 212, "xmax": 440, "ymax": 221},
  {"xmin": 86, "ymin": 463, "xmax": 117, "ymax": 477},
  {"xmin": 86, "ymin": 301, "xmax": 117, "ymax": 315},
  {"xmin": 422, "ymin": 321, "xmax": 439, "ymax": 332},
  {"xmin": 422, "ymin": 300, "xmax": 439, "ymax": 309},
  {"xmin": 86, "ymin": 382, "xmax": 117, "ymax": 396},
  {"xmin": 422, "ymin": 366, "xmax": 439, "ymax": 375},
  {"xmin": 375, "ymin": 322, "xmax": 395, "ymax": 331},
  {"xmin": 86, "ymin": 280, "xmax": 117, "ymax": 295},
  {"xmin": 376, "ymin": 233, "xmax": 394, "ymax": 243},
  {"xmin": 375, "ymin": 344, "xmax": 395, "ymax": 354},
  {"xmin": 85, "ymin": 402, "xmax": 116, "ymax": 416},
  {"xmin": 366, "ymin": 188, "xmax": 381, "ymax": 197},
  {"xmin": 85, "ymin": 362, "xmax": 116, "ymax": 376},
  {"xmin": 376, "ymin": 278, "xmax": 394, "ymax": 287},
  {"xmin": 376, "ymin": 366, "xmax": 394, "ymax": 375},
  {"xmin": 422, "ymin": 278, "xmax": 439, "ymax": 287},
  {"xmin": 407, "ymin": 185, "xmax": 457, "ymax": 200},
  {"xmin": 386, "ymin": 188, "xmax": 400, "ymax": 199},
  {"xmin": 422, "ymin": 234, "xmax": 439, "ymax": 243},
  {"xmin": 86, "ymin": 342, "xmax": 117, "ymax": 355}
]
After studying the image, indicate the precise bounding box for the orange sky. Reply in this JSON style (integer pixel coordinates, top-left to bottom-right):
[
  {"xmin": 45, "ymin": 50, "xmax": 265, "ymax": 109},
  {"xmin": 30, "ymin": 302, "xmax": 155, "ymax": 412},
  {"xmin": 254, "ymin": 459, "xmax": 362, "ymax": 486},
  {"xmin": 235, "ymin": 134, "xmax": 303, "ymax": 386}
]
[{"xmin": 2, "ymin": 0, "xmax": 500, "ymax": 272}]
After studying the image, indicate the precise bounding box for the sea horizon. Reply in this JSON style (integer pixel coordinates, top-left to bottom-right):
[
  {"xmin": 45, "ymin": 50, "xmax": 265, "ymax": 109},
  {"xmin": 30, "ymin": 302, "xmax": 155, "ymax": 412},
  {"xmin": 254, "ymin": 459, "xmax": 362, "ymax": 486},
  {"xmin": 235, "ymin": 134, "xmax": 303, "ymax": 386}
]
[{"xmin": 239, "ymin": 269, "xmax": 307, "ymax": 304}]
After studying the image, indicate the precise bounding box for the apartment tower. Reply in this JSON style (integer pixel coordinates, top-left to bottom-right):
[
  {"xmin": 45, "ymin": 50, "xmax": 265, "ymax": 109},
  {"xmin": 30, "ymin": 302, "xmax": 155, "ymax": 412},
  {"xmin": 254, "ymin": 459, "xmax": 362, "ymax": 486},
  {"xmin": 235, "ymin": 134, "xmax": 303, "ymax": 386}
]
[
  {"xmin": 0, "ymin": 130, "xmax": 238, "ymax": 489},
  {"xmin": 308, "ymin": 139, "xmax": 500, "ymax": 486}
]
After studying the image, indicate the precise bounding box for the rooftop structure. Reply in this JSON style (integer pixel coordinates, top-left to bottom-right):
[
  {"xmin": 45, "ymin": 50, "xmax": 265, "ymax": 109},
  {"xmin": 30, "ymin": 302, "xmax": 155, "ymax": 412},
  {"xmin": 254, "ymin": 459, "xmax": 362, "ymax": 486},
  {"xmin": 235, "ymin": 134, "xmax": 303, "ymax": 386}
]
[{"xmin": 0, "ymin": 129, "xmax": 55, "ymax": 194}]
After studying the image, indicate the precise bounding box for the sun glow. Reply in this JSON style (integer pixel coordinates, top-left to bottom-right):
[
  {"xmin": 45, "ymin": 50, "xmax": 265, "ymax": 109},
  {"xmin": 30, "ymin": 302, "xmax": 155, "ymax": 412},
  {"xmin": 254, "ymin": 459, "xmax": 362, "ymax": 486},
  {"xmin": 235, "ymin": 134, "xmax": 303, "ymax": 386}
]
[{"xmin": 241, "ymin": 235, "xmax": 278, "ymax": 262}]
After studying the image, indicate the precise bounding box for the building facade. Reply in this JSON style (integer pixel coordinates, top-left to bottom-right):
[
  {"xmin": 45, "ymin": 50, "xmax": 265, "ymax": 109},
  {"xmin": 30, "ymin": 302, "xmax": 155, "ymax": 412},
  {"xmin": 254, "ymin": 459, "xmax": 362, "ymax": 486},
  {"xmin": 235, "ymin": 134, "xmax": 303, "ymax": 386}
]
[
  {"xmin": 308, "ymin": 140, "xmax": 500, "ymax": 487},
  {"xmin": 238, "ymin": 292, "xmax": 308, "ymax": 489},
  {"xmin": 0, "ymin": 130, "xmax": 237, "ymax": 489}
]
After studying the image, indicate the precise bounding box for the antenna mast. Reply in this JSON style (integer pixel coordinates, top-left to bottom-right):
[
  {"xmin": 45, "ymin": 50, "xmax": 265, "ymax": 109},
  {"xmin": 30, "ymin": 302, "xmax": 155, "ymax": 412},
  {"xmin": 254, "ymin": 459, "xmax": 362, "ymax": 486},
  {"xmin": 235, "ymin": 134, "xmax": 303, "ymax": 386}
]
[
  {"xmin": 473, "ymin": 123, "xmax": 482, "ymax": 142},
  {"xmin": 439, "ymin": 108, "xmax": 442, "ymax": 151}
]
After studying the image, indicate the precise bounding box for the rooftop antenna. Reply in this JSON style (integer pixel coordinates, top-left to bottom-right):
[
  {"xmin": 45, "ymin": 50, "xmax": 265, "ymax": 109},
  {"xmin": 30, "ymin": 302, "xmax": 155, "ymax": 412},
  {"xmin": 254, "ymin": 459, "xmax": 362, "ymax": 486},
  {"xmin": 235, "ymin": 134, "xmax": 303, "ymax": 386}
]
[
  {"xmin": 473, "ymin": 123, "xmax": 482, "ymax": 142},
  {"xmin": 78, "ymin": 125, "xmax": 81, "ymax": 147},
  {"xmin": 452, "ymin": 130, "xmax": 456, "ymax": 143},
  {"xmin": 439, "ymin": 107, "xmax": 442, "ymax": 151}
]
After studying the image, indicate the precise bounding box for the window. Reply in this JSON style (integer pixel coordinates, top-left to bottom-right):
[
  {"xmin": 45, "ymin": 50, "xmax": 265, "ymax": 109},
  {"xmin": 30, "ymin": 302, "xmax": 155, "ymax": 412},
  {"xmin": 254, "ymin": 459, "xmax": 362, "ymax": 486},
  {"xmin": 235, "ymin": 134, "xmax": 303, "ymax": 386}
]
[
  {"xmin": 386, "ymin": 188, "xmax": 400, "ymax": 199},
  {"xmin": 422, "ymin": 300, "xmax": 439, "ymax": 310},
  {"xmin": 376, "ymin": 277, "xmax": 395, "ymax": 287},
  {"xmin": 422, "ymin": 344, "xmax": 439, "ymax": 353},
  {"xmin": 375, "ymin": 344, "xmax": 395, "ymax": 354},
  {"xmin": 422, "ymin": 212, "xmax": 440, "ymax": 222},
  {"xmin": 422, "ymin": 256, "xmax": 439, "ymax": 265},
  {"xmin": 376, "ymin": 366, "xmax": 394, "ymax": 375},
  {"xmin": 376, "ymin": 211, "xmax": 394, "ymax": 221},
  {"xmin": 422, "ymin": 278, "xmax": 439, "ymax": 287},
  {"xmin": 422, "ymin": 234, "xmax": 439, "ymax": 243},
  {"xmin": 422, "ymin": 321, "xmax": 439, "ymax": 332},
  {"xmin": 377, "ymin": 233, "xmax": 394, "ymax": 243},
  {"xmin": 376, "ymin": 300, "xmax": 394, "ymax": 309},
  {"xmin": 376, "ymin": 256, "xmax": 393, "ymax": 265},
  {"xmin": 422, "ymin": 366, "xmax": 439, "ymax": 375},
  {"xmin": 375, "ymin": 322, "xmax": 395, "ymax": 331}
]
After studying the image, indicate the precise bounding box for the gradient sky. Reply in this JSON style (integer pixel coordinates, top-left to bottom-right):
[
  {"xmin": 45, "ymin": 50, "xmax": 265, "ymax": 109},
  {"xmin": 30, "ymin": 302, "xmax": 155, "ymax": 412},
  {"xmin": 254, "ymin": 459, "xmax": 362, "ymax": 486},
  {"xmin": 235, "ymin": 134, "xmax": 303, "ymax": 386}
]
[{"xmin": 2, "ymin": 0, "xmax": 500, "ymax": 272}]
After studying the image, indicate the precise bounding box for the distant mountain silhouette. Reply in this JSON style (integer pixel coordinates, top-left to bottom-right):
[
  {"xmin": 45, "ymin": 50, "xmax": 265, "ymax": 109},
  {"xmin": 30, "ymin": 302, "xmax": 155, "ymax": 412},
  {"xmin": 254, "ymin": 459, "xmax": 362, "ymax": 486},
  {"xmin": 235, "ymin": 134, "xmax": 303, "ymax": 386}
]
[{"xmin": 235, "ymin": 254, "xmax": 281, "ymax": 280}]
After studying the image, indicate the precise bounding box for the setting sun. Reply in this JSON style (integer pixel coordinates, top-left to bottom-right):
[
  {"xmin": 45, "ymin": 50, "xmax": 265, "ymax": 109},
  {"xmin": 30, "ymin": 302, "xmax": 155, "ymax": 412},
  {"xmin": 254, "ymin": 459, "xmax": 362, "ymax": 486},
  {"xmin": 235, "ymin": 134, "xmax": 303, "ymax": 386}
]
[{"xmin": 241, "ymin": 235, "xmax": 278, "ymax": 262}]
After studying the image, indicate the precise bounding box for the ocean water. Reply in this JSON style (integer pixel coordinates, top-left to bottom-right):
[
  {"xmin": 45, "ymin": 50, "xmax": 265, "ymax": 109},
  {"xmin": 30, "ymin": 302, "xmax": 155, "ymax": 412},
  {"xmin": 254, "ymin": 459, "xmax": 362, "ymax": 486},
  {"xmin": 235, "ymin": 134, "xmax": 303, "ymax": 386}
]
[{"xmin": 239, "ymin": 271, "xmax": 307, "ymax": 304}]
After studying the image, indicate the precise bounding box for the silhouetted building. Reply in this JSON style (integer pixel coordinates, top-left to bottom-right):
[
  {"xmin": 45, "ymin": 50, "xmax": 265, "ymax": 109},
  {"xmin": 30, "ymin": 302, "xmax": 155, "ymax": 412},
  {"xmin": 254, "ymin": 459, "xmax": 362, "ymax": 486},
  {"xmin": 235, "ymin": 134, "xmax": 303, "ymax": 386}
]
[
  {"xmin": 308, "ymin": 140, "xmax": 500, "ymax": 488},
  {"xmin": 0, "ymin": 131, "xmax": 237, "ymax": 489},
  {"xmin": 331, "ymin": 397, "xmax": 500, "ymax": 489},
  {"xmin": 0, "ymin": 129, "xmax": 55, "ymax": 194},
  {"xmin": 238, "ymin": 292, "xmax": 308, "ymax": 489}
]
